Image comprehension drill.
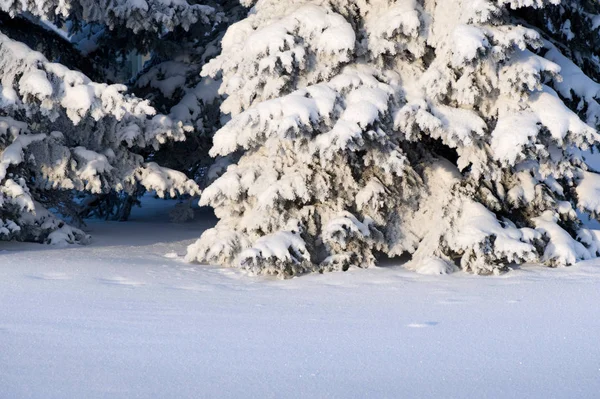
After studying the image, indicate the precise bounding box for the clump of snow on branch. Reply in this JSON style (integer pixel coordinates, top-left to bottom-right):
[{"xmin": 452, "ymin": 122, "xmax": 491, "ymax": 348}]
[{"xmin": 0, "ymin": 0, "xmax": 219, "ymax": 34}]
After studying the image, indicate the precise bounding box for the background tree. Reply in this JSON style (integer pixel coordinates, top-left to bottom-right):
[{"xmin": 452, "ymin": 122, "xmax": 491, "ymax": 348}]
[
  {"xmin": 70, "ymin": 0, "xmax": 245, "ymax": 220},
  {"xmin": 0, "ymin": 0, "xmax": 224, "ymax": 242}
]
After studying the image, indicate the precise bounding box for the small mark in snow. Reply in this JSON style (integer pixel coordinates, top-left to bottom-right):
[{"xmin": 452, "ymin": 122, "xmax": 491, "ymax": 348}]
[
  {"xmin": 98, "ymin": 277, "xmax": 145, "ymax": 287},
  {"xmin": 437, "ymin": 299, "xmax": 466, "ymax": 305},
  {"xmin": 274, "ymin": 284, "xmax": 301, "ymax": 290},
  {"xmin": 506, "ymin": 299, "xmax": 522, "ymax": 304},
  {"xmin": 28, "ymin": 273, "xmax": 72, "ymax": 281},
  {"xmin": 167, "ymin": 284, "xmax": 213, "ymax": 292},
  {"xmin": 407, "ymin": 322, "xmax": 439, "ymax": 328},
  {"xmin": 163, "ymin": 252, "xmax": 179, "ymax": 259}
]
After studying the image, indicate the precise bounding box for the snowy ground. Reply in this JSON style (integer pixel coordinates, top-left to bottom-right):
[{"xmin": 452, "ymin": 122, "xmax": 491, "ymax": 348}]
[{"xmin": 1, "ymin": 197, "xmax": 600, "ymax": 399}]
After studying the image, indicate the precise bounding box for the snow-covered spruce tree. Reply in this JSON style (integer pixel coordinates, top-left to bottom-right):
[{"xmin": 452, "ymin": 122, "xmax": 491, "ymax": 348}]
[
  {"xmin": 0, "ymin": 2, "xmax": 209, "ymax": 243},
  {"xmin": 62, "ymin": 1, "xmax": 244, "ymax": 221},
  {"xmin": 186, "ymin": 0, "xmax": 600, "ymax": 277}
]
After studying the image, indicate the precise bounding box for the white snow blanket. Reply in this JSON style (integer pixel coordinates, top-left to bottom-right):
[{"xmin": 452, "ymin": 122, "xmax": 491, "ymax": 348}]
[{"xmin": 1, "ymin": 197, "xmax": 599, "ymax": 398}]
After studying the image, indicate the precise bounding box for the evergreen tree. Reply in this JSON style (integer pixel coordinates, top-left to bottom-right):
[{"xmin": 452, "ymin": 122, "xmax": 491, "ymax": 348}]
[{"xmin": 187, "ymin": 0, "xmax": 600, "ymax": 277}]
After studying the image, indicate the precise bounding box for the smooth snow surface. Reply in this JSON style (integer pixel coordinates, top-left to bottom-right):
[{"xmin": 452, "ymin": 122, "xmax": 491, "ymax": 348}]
[{"xmin": 2, "ymin": 197, "xmax": 600, "ymax": 399}]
